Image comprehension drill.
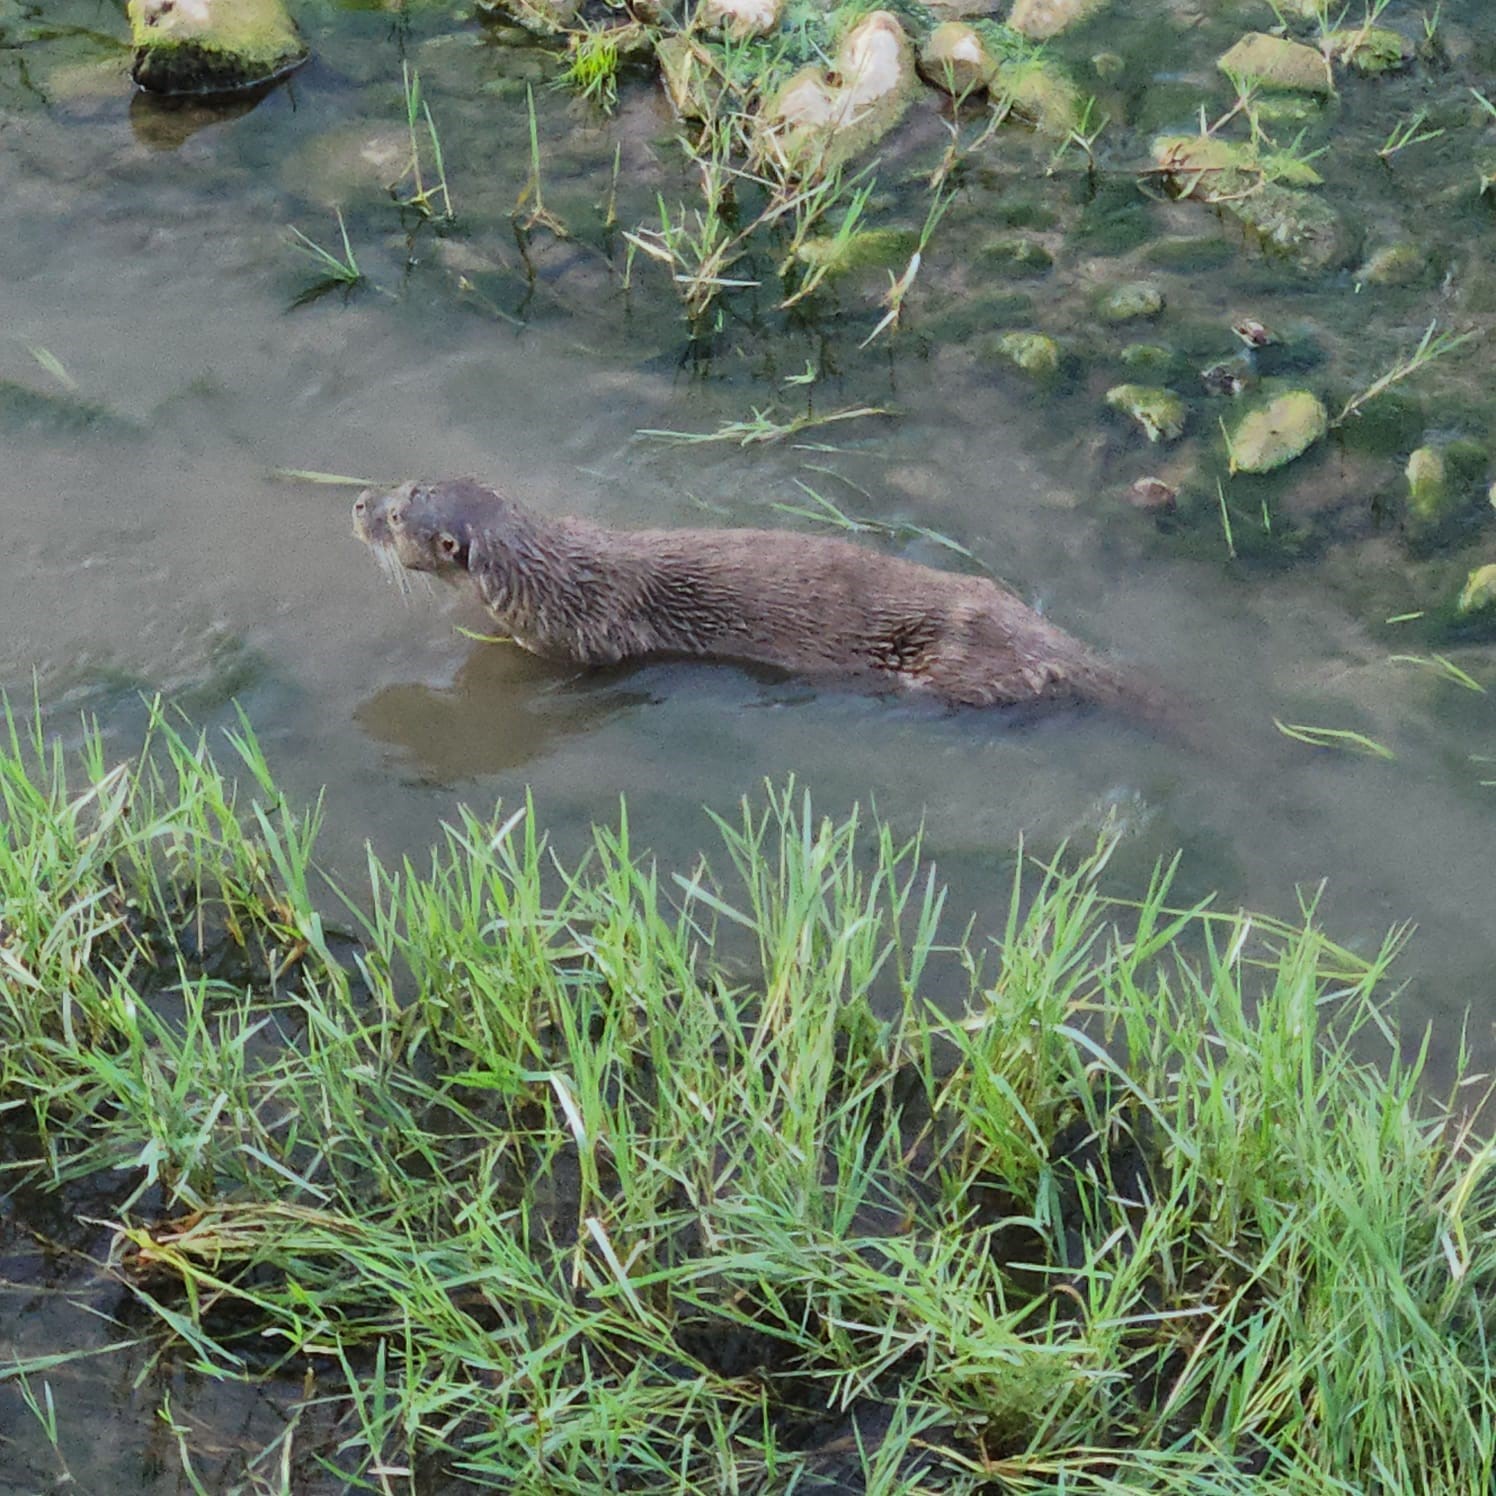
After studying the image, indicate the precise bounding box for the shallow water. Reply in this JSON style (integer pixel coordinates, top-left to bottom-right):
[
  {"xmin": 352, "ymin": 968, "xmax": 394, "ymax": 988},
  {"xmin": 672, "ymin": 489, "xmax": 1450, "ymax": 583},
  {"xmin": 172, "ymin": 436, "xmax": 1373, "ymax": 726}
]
[{"xmin": 2, "ymin": 0, "xmax": 1495, "ymax": 1482}]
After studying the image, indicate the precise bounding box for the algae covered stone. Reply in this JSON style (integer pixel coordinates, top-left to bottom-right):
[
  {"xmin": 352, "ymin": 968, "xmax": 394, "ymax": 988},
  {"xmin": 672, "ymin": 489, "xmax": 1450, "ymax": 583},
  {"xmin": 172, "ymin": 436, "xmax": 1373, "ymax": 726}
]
[
  {"xmin": 997, "ymin": 331, "xmax": 1061, "ymax": 378},
  {"xmin": 1008, "ymin": 0, "xmax": 1107, "ymax": 38},
  {"xmin": 127, "ymin": 0, "xmax": 307, "ymax": 95},
  {"xmin": 1327, "ymin": 26, "xmax": 1408, "ymax": 74},
  {"xmin": 1405, "ymin": 446, "xmax": 1448, "ymax": 524},
  {"xmin": 1357, "ymin": 243, "xmax": 1427, "ymax": 287},
  {"xmin": 979, "ymin": 234, "xmax": 1053, "ymax": 275},
  {"xmin": 1099, "ymin": 281, "xmax": 1164, "ymax": 322},
  {"xmin": 699, "ymin": 0, "xmax": 782, "ymax": 41},
  {"xmin": 759, "ymin": 12, "xmax": 914, "ymax": 176},
  {"xmin": 1226, "ymin": 390, "xmax": 1327, "ymax": 473},
  {"xmin": 794, "ymin": 227, "xmax": 916, "ymax": 275},
  {"xmin": 1227, "ymin": 183, "xmax": 1347, "ymax": 271},
  {"xmin": 992, "ymin": 53, "xmax": 1086, "ymax": 137},
  {"xmin": 917, "ymin": 22, "xmax": 996, "ymax": 98},
  {"xmin": 1106, "ymin": 384, "xmax": 1187, "ymax": 443},
  {"xmin": 1217, "ymin": 33, "xmax": 1331, "ymax": 95},
  {"xmin": 1457, "ymin": 563, "xmax": 1496, "ymax": 616}
]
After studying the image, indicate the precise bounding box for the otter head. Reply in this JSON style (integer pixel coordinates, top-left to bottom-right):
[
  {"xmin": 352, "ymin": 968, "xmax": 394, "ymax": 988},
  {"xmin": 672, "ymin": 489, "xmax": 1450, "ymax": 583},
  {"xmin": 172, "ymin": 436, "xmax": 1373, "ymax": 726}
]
[{"xmin": 353, "ymin": 479, "xmax": 481, "ymax": 582}]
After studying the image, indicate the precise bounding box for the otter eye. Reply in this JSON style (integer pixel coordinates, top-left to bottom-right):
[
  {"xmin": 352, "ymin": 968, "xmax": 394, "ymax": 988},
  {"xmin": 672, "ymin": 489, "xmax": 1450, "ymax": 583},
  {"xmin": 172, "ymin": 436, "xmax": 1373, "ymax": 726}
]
[
  {"xmin": 352, "ymin": 495, "xmax": 366, "ymax": 516},
  {"xmin": 436, "ymin": 532, "xmax": 461, "ymax": 558}
]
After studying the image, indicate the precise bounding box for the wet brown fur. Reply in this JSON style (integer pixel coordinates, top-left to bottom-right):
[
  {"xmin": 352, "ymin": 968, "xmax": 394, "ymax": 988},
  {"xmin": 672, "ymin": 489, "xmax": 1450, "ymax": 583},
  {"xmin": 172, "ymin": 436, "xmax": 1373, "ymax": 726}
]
[{"xmin": 354, "ymin": 477, "xmax": 1173, "ymax": 721}]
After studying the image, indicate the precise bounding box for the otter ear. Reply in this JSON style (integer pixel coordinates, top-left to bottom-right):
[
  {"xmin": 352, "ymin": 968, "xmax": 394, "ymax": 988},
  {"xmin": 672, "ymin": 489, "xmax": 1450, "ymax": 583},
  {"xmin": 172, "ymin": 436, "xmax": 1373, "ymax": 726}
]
[{"xmin": 436, "ymin": 531, "xmax": 463, "ymax": 561}]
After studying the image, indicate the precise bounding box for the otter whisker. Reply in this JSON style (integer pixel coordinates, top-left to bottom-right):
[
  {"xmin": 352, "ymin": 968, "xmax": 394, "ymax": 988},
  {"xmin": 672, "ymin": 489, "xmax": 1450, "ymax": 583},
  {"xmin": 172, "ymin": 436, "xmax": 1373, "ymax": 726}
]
[{"xmin": 374, "ymin": 543, "xmax": 412, "ymax": 598}]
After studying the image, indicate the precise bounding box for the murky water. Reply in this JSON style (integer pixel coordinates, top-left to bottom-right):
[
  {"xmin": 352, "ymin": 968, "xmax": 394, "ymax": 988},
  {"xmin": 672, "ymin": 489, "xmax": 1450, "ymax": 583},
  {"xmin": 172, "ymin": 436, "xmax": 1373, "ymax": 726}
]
[{"xmin": 2, "ymin": 0, "xmax": 1495, "ymax": 1484}]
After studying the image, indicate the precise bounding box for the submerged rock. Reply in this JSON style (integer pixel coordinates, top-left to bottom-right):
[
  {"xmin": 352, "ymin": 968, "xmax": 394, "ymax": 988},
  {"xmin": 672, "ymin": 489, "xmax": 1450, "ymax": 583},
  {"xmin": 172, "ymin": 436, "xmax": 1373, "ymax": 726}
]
[
  {"xmin": 1227, "ymin": 183, "xmax": 1347, "ymax": 271},
  {"xmin": 1405, "ymin": 440, "xmax": 1488, "ymax": 529},
  {"xmin": 1457, "ymin": 563, "xmax": 1496, "ymax": 616},
  {"xmin": 794, "ymin": 227, "xmax": 916, "ymax": 274},
  {"xmin": 996, "ymin": 331, "xmax": 1061, "ymax": 377},
  {"xmin": 1326, "ymin": 26, "xmax": 1409, "ymax": 74},
  {"xmin": 1217, "ymin": 33, "xmax": 1332, "ymax": 95},
  {"xmin": 992, "ymin": 53, "xmax": 1086, "ymax": 136},
  {"xmin": 1226, "ymin": 390, "xmax": 1327, "ymax": 473},
  {"xmin": 759, "ymin": 12, "xmax": 915, "ymax": 177},
  {"xmin": 1357, "ymin": 242, "xmax": 1428, "ymax": 287},
  {"xmin": 1120, "ymin": 343, "xmax": 1177, "ymax": 376},
  {"xmin": 1008, "ymin": 0, "xmax": 1107, "ymax": 38},
  {"xmin": 1405, "ymin": 446, "xmax": 1448, "ymax": 525},
  {"xmin": 1200, "ymin": 355, "xmax": 1256, "ymax": 397},
  {"xmin": 127, "ymin": 0, "xmax": 307, "ymax": 95},
  {"xmin": 1126, "ymin": 476, "xmax": 1178, "ymax": 511},
  {"xmin": 978, "ymin": 234, "xmax": 1053, "ymax": 274},
  {"xmin": 1099, "ymin": 281, "xmax": 1164, "ymax": 322},
  {"xmin": 476, "ymin": 0, "xmax": 581, "ymax": 33},
  {"xmin": 1106, "ymin": 384, "xmax": 1187, "ymax": 443}
]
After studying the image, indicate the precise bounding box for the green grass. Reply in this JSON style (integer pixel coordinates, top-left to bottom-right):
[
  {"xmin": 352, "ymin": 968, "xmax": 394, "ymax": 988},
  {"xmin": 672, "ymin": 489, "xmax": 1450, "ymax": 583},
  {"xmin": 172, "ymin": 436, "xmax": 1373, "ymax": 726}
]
[{"xmin": 3, "ymin": 695, "xmax": 1496, "ymax": 1491}]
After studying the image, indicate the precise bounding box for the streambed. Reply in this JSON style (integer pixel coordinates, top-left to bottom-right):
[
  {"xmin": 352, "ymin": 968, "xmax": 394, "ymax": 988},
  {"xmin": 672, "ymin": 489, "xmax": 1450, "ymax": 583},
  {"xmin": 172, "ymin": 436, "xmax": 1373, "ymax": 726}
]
[{"xmin": 2, "ymin": 0, "xmax": 1495, "ymax": 1486}]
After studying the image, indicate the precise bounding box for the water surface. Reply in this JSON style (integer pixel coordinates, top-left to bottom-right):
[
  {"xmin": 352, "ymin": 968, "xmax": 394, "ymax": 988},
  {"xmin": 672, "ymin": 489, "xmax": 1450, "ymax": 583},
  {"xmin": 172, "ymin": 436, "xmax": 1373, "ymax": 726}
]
[{"xmin": 2, "ymin": 0, "xmax": 1495, "ymax": 1483}]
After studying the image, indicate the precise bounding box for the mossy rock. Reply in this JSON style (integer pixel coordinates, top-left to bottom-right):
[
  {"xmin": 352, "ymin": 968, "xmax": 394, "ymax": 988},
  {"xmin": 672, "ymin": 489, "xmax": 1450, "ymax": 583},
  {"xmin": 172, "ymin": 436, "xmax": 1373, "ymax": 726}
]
[
  {"xmin": 1405, "ymin": 440, "xmax": 1488, "ymax": 530},
  {"xmin": 1120, "ymin": 343, "xmax": 1178, "ymax": 376},
  {"xmin": 1357, "ymin": 243, "xmax": 1429, "ymax": 287},
  {"xmin": 475, "ymin": 0, "xmax": 581, "ymax": 33},
  {"xmin": 1098, "ymin": 281, "xmax": 1164, "ymax": 322},
  {"xmin": 1457, "ymin": 563, "xmax": 1496, "ymax": 616},
  {"xmin": 127, "ymin": 0, "xmax": 307, "ymax": 95},
  {"xmin": 1226, "ymin": 390, "xmax": 1327, "ymax": 473},
  {"xmin": 1151, "ymin": 134, "xmax": 1255, "ymax": 201},
  {"xmin": 699, "ymin": 0, "xmax": 783, "ymax": 40},
  {"xmin": 1217, "ymin": 32, "xmax": 1332, "ymax": 95},
  {"xmin": 978, "ymin": 234, "xmax": 1054, "ymax": 275},
  {"xmin": 1405, "ymin": 446, "xmax": 1449, "ymax": 525},
  {"xmin": 918, "ymin": 22, "xmax": 997, "ymax": 98},
  {"xmin": 1105, "ymin": 384, "xmax": 1187, "ymax": 442},
  {"xmin": 1008, "ymin": 0, "xmax": 1107, "ymax": 38},
  {"xmin": 992, "ymin": 52, "xmax": 1087, "ymax": 137},
  {"xmin": 1326, "ymin": 26, "xmax": 1409, "ymax": 74},
  {"xmin": 1226, "ymin": 183, "xmax": 1348, "ymax": 271},
  {"xmin": 996, "ymin": 331, "xmax": 1062, "ymax": 378},
  {"xmin": 794, "ymin": 227, "xmax": 917, "ymax": 274}
]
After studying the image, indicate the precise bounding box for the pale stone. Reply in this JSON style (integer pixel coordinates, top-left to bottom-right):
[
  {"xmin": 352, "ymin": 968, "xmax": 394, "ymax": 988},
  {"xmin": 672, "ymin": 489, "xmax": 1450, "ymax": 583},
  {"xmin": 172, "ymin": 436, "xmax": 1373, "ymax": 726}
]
[
  {"xmin": 1008, "ymin": 0, "xmax": 1107, "ymax": 39},
  {"xmin": 1217, "ymin": 33, "xmax": 1332, "ymax": 95},
  {"xmin": 699, "ymin": 0, "xmax": 783, "ymax": 40},
  {"xmin": 1226, "ymin": 391, "xmax": 1327, "ymax": 474}
]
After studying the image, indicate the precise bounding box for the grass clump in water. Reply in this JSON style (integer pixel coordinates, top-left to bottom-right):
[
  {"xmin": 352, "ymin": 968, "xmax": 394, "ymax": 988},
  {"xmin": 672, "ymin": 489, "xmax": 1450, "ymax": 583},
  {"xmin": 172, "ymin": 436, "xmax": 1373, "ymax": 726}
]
[{"xmin": 3, "ymin": 696, "xmax": 1496, "ymax": 1490}]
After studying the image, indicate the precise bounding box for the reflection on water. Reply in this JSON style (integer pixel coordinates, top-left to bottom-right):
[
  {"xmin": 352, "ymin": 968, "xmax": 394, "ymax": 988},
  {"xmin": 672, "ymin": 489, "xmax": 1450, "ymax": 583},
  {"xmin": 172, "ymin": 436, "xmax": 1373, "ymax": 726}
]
[{"xmin": 356, "ymin": 639, "xmax": 656, "ymax": 780}]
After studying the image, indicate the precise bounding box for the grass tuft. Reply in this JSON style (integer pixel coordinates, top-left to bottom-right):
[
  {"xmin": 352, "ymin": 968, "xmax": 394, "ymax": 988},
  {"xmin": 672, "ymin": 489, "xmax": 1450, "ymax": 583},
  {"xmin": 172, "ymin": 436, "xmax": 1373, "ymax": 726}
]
[{"xmin": 2, "ymin": 696, "xmax": 1495, "ymax": 1489}]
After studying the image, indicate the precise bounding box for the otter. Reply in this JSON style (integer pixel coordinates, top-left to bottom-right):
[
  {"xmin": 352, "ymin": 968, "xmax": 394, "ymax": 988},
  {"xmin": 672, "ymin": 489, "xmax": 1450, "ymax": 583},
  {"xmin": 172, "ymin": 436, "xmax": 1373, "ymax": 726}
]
[{"xmin": 353, "ymin": 478, "xmax": 1170, "ymax": 721}]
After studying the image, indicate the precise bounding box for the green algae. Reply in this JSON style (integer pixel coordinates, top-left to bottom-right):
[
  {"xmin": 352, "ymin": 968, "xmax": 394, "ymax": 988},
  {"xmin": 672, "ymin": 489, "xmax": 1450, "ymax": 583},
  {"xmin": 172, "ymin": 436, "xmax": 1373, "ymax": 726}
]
[
  {"xmin": 127, "ymin": 0, "xmax": 307, "ymax": 95},
  {"xmin": 1105, "ymin": 382, "xmax": 1188, "ymax": 442},
  {"xmin": 1227, "ymin": 390, "xmax": 1328, "ymax": 474}
]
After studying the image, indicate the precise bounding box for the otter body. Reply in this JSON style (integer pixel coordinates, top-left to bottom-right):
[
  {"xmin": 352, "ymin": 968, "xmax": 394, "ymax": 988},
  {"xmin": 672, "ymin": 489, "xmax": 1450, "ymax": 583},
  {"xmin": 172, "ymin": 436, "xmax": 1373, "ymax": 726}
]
[{"xmin": 354, "ymin": 478, "xmax": 1158, "ymax": 716}]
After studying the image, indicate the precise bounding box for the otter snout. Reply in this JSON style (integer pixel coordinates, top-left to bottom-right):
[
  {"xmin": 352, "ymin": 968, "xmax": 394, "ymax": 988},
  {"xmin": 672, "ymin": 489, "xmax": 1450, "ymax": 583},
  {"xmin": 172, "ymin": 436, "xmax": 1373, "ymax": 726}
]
[{"xmin": 351, "ymin": 483, "xmax": 415, "ymax": 547}]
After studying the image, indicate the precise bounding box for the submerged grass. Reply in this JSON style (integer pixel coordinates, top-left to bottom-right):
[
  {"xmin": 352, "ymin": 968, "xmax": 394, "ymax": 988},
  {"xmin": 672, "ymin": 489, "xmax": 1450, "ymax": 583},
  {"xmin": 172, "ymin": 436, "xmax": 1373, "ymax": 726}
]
[{"xmin": 3, "ymin": 697, "xmax": 1496, "ymax": 1490}]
